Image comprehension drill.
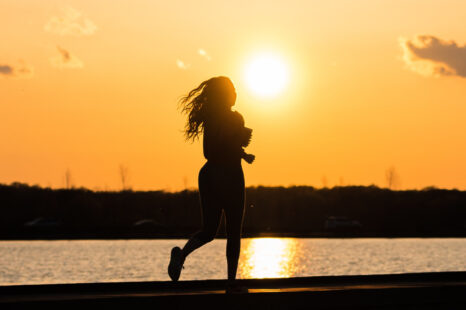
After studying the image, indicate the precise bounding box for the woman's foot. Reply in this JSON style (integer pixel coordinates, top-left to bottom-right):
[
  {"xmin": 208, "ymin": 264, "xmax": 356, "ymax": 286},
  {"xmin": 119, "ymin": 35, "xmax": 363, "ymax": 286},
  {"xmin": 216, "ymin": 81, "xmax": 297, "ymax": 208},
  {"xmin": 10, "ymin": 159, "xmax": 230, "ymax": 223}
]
[{"xmin": 168, "ymin": 246, "xmax": 184, "ymax": 281}]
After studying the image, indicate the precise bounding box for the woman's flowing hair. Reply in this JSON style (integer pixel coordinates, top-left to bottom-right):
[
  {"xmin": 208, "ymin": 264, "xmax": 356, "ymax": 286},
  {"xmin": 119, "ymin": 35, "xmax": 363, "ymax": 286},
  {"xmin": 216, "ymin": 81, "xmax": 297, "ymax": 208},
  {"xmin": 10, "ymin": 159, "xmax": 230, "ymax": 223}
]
[{"xmin": 178, "ymin": 76, "xmax": 232, "ymax": 141}]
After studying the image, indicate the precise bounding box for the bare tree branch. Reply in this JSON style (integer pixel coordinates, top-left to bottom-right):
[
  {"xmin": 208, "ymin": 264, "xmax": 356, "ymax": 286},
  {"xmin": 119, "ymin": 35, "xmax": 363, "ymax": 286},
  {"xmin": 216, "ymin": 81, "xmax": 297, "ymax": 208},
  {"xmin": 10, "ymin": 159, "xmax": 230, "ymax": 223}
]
[{"xmin": 385, "ymin": 166, "xmax": 401, "ymax": 190}]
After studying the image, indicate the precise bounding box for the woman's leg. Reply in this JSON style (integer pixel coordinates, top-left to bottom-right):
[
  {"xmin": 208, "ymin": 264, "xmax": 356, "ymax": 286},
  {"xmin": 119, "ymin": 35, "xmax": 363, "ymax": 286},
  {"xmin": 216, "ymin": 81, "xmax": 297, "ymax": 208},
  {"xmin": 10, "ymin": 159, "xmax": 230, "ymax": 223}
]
[
  {"xmin": 224, "ymin": 168, "xmax": 245, "ymax": 281},
  {"xmin": 169, "ymin": 163, "xmax": 222, "ymax": 281},
  {"xmin": 181, "ymin": 200, "xmax": 222, "ymax": 258},
  {"xmin": 180, "ymin": 163, "xmax": 222, "ymax": 259}
]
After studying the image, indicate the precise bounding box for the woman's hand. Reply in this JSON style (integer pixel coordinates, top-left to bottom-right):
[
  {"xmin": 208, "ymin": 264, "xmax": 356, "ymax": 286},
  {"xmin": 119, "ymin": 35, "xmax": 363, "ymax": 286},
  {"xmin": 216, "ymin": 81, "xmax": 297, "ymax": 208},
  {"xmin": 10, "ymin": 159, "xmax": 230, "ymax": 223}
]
[
  {"xmin": 243, "ymin": 153, "xmax": 255, "ymax": 164},
  {"xmin": 241, "ymin": 127, "xmax": 253, "ymax": 147}
]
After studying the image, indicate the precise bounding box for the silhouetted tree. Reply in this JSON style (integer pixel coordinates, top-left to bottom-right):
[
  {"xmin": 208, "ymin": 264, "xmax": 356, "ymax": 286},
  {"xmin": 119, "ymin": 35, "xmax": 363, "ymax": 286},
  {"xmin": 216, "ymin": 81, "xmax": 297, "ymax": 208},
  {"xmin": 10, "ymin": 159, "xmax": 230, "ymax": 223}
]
[
  {"xmin": 321, "ymin": 175, "xmax": 328, "ymax": 188},
  {"xmin": 385, "ymin": 166, "xmax": 400, "ymax": 189},
  {"xmin": 64, "ymin": 168, "xmax": 73, "ymax": 189},
  {"xmin": 119, "ymin": 164, "xmax": 130, "ymax": 191}
]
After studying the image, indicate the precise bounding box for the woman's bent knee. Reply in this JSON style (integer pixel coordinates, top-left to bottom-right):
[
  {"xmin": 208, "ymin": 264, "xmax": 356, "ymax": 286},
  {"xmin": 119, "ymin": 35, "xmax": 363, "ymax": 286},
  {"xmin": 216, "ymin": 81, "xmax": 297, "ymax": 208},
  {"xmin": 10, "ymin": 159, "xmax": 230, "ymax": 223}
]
[{"xmin": 194, "ymin": 230, "xmax": 216, "ymax": 244}]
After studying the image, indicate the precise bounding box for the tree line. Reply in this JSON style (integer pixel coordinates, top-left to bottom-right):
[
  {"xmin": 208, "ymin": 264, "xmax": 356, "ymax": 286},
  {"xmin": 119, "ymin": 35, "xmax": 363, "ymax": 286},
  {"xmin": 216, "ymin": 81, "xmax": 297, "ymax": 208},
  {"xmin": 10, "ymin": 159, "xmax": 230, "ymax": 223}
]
[{"xmin": 0, "ymin": 182, "xmax": 465, "ymax": 239}]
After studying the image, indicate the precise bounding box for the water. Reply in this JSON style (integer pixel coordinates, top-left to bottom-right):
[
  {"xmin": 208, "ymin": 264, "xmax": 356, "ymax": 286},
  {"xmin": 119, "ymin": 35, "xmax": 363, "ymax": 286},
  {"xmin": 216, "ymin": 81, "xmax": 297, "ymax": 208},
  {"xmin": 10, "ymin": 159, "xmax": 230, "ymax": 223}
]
[{"xmin": 0, "ymin": 238, "xmax": 465, "ymax": 285}]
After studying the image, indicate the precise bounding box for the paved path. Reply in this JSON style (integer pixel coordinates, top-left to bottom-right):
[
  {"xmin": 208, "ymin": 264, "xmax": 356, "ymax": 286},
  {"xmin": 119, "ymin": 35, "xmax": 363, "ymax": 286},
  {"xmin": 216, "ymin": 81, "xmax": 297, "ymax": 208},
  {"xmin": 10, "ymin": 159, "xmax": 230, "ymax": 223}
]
[{"xmin": 1, "ymin": 272, "xmax": 465, "ymax": 309}]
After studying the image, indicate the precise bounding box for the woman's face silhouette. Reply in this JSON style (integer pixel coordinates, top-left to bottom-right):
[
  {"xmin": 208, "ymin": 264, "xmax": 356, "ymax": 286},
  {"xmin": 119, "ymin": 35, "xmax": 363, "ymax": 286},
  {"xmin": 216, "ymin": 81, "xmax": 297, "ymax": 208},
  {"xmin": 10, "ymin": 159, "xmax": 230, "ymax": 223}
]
[
  {"xmin": 224, "ymin": 81, "xmax": 237, "ymax": 108},
  {"xmin": 209, "ymin": 78, "xmax": 236, "ymax": 110}
]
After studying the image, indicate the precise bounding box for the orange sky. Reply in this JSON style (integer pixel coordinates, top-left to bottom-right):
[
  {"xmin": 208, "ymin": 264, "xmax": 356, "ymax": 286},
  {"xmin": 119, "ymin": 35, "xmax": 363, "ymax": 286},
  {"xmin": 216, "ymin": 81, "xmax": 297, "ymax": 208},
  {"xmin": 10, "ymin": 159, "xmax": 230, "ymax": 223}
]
[{"xmin": 1, "ymin": 0, "xmax": 466, "ymax": 191}]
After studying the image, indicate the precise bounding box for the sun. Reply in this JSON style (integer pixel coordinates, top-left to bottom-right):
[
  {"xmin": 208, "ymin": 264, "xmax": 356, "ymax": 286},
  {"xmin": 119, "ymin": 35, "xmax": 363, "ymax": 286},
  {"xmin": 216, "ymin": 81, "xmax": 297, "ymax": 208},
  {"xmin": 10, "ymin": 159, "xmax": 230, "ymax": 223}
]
[{"xmin": 244, "ymin": 53, "xmax": 290, "ymax": 98}]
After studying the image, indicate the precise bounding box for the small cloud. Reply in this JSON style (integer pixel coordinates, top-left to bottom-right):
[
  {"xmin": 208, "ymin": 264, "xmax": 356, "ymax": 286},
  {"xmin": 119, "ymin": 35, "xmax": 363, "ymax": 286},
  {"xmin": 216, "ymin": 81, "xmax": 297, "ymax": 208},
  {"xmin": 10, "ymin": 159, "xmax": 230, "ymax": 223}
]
[
  {"xmin": 176, "ymin": 59, "xmax": 190, "ymax": 70},
  {"xmin": 400, "ymin": 35, "xmax": 466, "ymax": 78},
  {"xmin": 44, "ymin": 6, "xmax": 97, "ymax": 36},
  {"xmin": 50, "ymin": 46, "xmax": 83, "ymax": 69},
  {"xmin": 0, "ymin": 65, "xmax": 13, "ymax": 75},
  {"xmin": 198, "ymin": 49, "xmax": 211, "ymax": 61},
  {"xmin": 0, "ymin": 61, "xmax": 34, "ymax": 79}
]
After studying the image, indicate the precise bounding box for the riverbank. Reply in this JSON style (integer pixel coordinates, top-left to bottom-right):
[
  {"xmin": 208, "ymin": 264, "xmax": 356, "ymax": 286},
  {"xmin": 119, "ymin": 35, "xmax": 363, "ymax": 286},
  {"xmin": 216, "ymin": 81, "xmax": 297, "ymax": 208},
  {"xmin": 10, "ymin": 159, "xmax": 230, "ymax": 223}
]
[
  {"xmin": 2, "ymin": 183, "xmax": 465, "ymax": 240},
  {"xmin": 1, "ymin": 231, "xmax": 466, "ymax": 240}
]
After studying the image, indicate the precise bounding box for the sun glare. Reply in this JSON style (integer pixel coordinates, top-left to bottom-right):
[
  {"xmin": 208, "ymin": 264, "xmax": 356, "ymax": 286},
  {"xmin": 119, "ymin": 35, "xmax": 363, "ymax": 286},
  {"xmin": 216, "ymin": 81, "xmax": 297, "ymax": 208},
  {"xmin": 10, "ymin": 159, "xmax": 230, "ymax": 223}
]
[
  {"xmin": 244, "ymin": 53, "xmax": 290, "ymax": 98},
  {"xmin": 239, "ymin": 238, "xmax": 299, "ymax": 278}
]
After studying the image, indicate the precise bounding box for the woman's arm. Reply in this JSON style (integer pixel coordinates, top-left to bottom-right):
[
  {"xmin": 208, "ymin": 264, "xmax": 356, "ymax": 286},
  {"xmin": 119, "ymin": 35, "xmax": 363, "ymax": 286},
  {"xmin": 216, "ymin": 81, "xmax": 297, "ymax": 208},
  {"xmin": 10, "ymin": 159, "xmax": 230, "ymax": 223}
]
[
  {"xmin": 242, "ymin": 150, "xmax": 255, "ymax": 164},
  {"xmin": 217, "ymin": 111, "xmax": 255, "ymax": 163},
  {"xmin": 229, "ymin": 111, "xmax": 253, "ymax": 147},
  {"xmin": 232, "ymin": 112, "xmax": 255, "ymax": 164}
]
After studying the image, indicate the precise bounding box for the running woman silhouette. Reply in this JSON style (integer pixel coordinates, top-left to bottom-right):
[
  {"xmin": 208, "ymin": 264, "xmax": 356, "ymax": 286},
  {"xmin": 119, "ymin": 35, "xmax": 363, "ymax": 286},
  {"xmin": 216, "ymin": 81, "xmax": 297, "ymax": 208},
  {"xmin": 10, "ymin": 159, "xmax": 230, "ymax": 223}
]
[{"xmin": 168, "ymin": 76, "xmax": 255, "ymax": 291}]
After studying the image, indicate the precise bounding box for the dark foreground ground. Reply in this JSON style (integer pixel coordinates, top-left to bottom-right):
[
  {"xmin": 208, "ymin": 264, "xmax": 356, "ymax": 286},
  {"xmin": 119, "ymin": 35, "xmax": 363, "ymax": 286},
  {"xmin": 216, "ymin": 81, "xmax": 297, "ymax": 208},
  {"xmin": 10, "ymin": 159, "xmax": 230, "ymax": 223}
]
[{"xmin": 1, "ymin": 272, "xmax": 465, "ymax": 309}]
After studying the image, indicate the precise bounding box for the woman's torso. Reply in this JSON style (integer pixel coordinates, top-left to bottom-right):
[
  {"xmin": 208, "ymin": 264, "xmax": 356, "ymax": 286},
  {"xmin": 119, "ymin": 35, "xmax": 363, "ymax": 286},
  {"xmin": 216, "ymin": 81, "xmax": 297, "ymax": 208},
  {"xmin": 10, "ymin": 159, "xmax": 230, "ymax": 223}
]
[{"xmin": 202, "ymin": 111, "xmax": 244, "ymax": 166}]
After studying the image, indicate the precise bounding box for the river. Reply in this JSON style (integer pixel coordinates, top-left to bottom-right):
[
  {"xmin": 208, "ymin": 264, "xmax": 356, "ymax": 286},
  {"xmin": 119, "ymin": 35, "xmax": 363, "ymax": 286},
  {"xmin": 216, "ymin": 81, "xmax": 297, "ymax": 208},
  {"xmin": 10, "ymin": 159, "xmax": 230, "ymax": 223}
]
[{"xmin": 0, "ymin": 238, "xmax": 465, "ymax": 285}]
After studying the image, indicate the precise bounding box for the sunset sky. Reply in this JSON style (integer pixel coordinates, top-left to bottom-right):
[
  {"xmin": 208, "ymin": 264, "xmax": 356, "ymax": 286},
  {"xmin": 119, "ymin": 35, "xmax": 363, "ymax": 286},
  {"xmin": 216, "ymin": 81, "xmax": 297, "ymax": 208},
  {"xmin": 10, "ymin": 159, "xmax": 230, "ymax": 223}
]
[{"xmin": 1, "ymin": 0, "xmax": 466, "ymax": 191}]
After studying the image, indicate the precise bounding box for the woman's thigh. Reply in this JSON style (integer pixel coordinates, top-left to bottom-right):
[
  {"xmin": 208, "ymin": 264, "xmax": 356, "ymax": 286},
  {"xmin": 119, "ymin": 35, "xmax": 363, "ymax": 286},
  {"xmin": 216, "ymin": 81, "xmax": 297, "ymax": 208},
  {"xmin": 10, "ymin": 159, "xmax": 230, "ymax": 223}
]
[
  {"xmin": 222, "ymin": 168, "xmax": 245, "ymax": 238},
  {"xmin": 199, "ymin": 162, "xmax": 245, "ymax": 236},
  {"xmin": 198, "ymin": 163, "xmax": 223, "ymax": 233}
]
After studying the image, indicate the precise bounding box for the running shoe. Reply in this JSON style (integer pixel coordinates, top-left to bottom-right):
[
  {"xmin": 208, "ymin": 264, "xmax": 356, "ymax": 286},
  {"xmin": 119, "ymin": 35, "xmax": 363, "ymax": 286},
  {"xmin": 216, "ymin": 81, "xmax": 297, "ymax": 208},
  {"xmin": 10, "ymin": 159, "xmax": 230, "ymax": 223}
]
[{"xmin": 168, "ymin": 246, "xmax": 184, "ymax": 281}]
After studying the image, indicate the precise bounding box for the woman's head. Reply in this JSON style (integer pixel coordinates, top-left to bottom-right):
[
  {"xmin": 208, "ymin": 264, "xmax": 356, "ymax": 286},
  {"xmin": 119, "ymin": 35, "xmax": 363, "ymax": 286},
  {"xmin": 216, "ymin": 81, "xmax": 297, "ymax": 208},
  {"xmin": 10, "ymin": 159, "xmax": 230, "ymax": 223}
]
[
  {"xmin": 179, "ymin": 76, "xmax": 236, "ymax": 141},
  {"xmin": 202, "ymin": 76, "xmax": 236, "ymax": 108}
]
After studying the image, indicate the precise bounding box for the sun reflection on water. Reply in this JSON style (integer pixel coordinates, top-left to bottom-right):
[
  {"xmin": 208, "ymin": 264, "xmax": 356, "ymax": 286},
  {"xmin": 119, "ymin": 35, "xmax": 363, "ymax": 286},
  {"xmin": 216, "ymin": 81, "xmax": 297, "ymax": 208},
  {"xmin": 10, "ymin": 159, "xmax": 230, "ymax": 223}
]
[{"xmin": 239, "ymin": 238, "xmax": 300, "ymax": 279}]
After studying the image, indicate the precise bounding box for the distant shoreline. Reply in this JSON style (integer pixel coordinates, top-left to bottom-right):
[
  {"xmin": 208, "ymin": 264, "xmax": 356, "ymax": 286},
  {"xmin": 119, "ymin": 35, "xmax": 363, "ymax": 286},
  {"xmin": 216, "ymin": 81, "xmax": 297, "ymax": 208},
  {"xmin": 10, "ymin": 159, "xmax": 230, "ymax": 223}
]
[
  {"xmin": 2, "ymin": 183, "xmax": 465, "ymax": 240},
  {"xmin": 1, "ymin": 232, "xmax": 465, "ymax": 241}
]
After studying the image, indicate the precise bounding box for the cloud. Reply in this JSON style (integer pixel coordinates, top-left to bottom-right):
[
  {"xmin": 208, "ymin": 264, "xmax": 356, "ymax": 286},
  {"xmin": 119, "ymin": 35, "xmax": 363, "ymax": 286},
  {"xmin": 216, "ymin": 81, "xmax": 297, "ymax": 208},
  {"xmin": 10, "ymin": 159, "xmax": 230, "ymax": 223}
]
[
  {"xmin": 50, "ymin": 46, "xmax": 83, "ymax": 69},
  {"xmin": 0, "ymin": 61, "xmax": 34, "ymax": 79},
  {"xmin": 198, "ymin": 49, "xmax": 211, "ymax": 61},
  {"xmin": 400, "ymin": 35, "xmax": 466, "ymax": 78},
  {"xmin": 0, "ymin": 65, "xmax": 13, "ymax": 75},
  {"xmin": 176, "ymin": 49, "xmax": 212, "ymax": 70},
  {"xmin": 44, "ymin": 7, "xmax": 97, "ymax": 36},
  {"xmin": 176, "ymin": 59, "xmax": 190, "ymax": 70}
]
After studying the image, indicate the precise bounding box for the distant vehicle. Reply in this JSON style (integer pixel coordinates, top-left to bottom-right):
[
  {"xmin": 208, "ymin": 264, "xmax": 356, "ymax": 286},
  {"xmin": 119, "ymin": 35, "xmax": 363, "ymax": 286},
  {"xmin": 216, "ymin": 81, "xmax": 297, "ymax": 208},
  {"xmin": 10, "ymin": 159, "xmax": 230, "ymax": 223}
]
[
  {"xmin": 132, "ymin": 219, "xmax": 165, "ymax": 234},
  {"xmin": 133, "ymin": 219, "xmax": 162, "ymax": 227},
  {"xmin": 325, "ymin": 216, "xmax": 361, "ymax": 232},
  {"xmin": 24, "ymin": 217, "xmax": 61, "ymax": 228}
]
